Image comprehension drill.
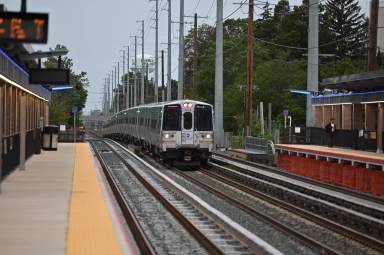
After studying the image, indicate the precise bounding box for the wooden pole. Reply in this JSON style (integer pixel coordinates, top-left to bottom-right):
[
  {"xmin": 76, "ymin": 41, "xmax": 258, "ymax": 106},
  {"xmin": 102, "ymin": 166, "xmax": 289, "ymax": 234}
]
[{"xmin": 244, "ymin": 0, "xmax": 254, "ymax": 136}]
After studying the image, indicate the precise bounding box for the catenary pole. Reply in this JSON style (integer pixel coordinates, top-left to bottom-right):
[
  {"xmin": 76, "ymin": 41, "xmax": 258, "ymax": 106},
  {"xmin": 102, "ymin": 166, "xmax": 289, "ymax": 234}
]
[
  {"xmin": 161, "ymin": 50, "xmax": 165, "ymax": 102},
  {"xmin": 122, "ymin": 50, "xmax": 125, "ymax": 109},
  {"xmin": 141, "ymin": 20, "xmax": 145, "ymax": 105},
  {"xmin": 116, "ymin": 61, "xmax": 120, "ymax": 112},
  {"xmin": 215, "ymin": 0, "xmax": 224, "ymax": 147},
  {"xmin": 306, "ymin": 0, "xmax": 319, "ymax": 127},
  {"xmin": 193, "ymin": 13, "xmax": 198, "ymax": 99},
  {"xmin": 125, "ymin": 46, "xmax": 130, "ymax": 108},
  {"xmin": 178, "ymin": 0, "xmax": 184, "ymax": 99},
  {"xmin": 167, "ymin": 0, "xmax": 172, "ymax": 101},
  {"xmin": 154, "ymin": 0, "xmax": 159, "ymax": 102},
  {"xmin": 134, "ymin": 36, "xmax": 138, "ymax": 106}
]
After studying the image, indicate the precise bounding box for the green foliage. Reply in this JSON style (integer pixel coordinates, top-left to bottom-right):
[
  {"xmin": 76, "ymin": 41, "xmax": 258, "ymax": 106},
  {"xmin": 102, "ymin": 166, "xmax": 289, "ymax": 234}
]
[
  {"xmin": 46, "ymin": 45, "xmax": 88, "ymax": 125},
  {"xmin": 182, "ymin": 0, "xmax": 367, "ymax": 137},
  {"xmin": 324, "ymin": 0, "xmax": 367, "ymax": 58}
]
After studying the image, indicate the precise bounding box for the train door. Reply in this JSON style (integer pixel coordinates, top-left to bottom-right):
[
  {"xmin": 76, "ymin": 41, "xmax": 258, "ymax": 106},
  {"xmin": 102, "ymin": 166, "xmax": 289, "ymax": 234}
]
[{"xmin": 182, "ymin": 107, "xmax": 194, "ymax": 145}]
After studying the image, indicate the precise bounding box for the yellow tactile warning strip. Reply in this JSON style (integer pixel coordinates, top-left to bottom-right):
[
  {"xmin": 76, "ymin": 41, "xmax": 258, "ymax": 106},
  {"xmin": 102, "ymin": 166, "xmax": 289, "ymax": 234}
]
[{"xmin": 67, "ymin": 143, "xmax": 123, "ymax": 255}]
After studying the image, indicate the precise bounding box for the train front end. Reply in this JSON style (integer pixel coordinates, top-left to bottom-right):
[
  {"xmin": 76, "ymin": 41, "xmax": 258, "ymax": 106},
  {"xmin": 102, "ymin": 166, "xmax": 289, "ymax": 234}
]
[{"xmin": 161, "ymin": 100, "xmax": 214, "ymax": 165}]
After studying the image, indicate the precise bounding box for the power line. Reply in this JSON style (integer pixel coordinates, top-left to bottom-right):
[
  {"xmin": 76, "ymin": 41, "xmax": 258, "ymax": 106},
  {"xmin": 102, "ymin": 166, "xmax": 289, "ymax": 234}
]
[{"xmin": 191, "ymin": 0, "xmax": 202, "ymax": 15}]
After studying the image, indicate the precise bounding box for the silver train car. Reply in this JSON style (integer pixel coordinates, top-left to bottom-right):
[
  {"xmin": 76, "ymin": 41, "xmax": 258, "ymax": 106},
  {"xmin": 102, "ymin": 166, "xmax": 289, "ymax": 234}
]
[{"xmin": 103, "ymin": 100, "xmax": 214, "ymax": 165}]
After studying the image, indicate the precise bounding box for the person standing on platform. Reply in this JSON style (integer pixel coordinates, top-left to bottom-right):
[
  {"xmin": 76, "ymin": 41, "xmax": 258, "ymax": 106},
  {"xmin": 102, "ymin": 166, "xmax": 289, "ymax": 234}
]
[{"xmin": 325, "ymin": 118, "xmax": 336, "ymax": 147}]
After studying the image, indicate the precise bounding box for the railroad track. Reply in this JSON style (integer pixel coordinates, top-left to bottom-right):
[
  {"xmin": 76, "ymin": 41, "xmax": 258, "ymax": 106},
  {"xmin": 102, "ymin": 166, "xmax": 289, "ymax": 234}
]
[
  {"xmin": 138, "ymin": 151, "xmax": 381, "ymax": 254},
  {"xmin": 213, "ymin": 152, "xmax": 384, "ymax": 210},
  {"xmin": 171, "ymin": 169, "xmax": 342, "ymax": 255},
  {"xmin": 207, "ymin": 154, "xmax": 384, "ymax": 252},
  {"xmin": 89, "ymin": 139, "xmax": 280, "ymax": 255}
]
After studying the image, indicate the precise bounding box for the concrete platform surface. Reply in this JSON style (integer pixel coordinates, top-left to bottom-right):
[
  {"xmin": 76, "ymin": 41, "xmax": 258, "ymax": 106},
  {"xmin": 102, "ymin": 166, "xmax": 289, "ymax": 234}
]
[
  {"xmin": 276, "ymin": 144, "xmax": 384, "ymax": 165},
  {"xmin": 0, "ymin": 143, "xmax": 75, "ymax": 255}
]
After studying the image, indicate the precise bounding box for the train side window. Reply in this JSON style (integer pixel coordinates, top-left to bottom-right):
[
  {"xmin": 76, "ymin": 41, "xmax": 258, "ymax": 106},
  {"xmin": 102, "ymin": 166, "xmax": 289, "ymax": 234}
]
[
  {"xmin": 183, "ymin": 112, "xmax": 192, "ymax": 130},
  {"xmin": 194, "ymin": 105, "xmax": 213, "ymax": 131},
  {"xmin": 151, "ymin": 119, "xmax": 156, "ymax": 129}
]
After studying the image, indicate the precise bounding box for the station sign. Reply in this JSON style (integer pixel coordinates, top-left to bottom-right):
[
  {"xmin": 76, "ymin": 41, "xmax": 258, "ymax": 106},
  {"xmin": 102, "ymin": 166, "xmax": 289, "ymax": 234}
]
[
  {"xmin": 29, "ymin": 68, "xmax": 70, "ymax": 85},
  {"xmin": 72, "ymin": 106, "xmax": 78, "ymax": 114},
  {"xmin": 0, "ymin": 12, "xmax": 48, "ymax": 43}
]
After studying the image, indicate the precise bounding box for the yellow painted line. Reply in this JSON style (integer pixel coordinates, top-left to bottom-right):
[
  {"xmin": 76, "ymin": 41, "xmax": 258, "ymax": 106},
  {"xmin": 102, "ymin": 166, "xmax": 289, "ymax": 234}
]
[{"xmin": 67, "ymin": 143, "xmax": 122, "ymax": 255}]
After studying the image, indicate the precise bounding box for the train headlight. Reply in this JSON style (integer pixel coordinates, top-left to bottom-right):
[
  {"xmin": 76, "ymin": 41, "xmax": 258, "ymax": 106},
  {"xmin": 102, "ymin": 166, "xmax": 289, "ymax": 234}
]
[
  {"xmin": 183, "ymin": 102, "xmax": 193, "ymax": 109},
  {"xmin": 164, "ymin": 133, "xmax": 170, "ymax": 139},
  {"xmin": 206, "ymin": 134, "xmax": 211, "ymax": 139}
]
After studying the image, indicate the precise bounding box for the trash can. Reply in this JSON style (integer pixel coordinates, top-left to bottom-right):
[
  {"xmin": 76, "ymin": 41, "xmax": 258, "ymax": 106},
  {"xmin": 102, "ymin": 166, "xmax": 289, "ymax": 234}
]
[
  {"xmin": 42, "ymin": 125, "xmax": 59, "ymax": 150},
  {"xmin": 34, "ymin": 128, "xmax": 42, "ymax": 154}
]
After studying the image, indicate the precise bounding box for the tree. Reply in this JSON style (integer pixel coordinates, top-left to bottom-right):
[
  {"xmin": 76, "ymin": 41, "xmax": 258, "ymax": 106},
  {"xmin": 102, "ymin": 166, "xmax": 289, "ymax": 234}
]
[
  {"xmin": 324, "ymin": 0, "xmax": 367, "ymax": 58},
  {"xmin": 45, "ymin": 45, "xmax": 88, "ymax": 125},
  {"xmin": 274, "ymin": 0, "xmax": 290, "ymax": 19},
  {"xmin": 261, "ymin": 1, "xmax": 272, "ymax": 20}
]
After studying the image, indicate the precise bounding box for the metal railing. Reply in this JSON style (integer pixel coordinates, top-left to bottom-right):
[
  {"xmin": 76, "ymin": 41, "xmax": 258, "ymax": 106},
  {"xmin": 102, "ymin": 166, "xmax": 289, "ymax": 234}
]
[{"xmin": 245, "ymin": 136, "xmax": 275, "ymax": 155}]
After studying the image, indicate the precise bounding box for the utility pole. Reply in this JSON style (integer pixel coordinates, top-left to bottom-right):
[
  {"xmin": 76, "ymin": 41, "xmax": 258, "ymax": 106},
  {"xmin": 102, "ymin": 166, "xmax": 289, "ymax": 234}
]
[
  {"xmin": 112, "ymin": 69, "xmax": 115, "ymax": 113},
  {"xmin": 125, "ymin": 46, "xmax": 130, "ymax": 108},
  {"xmin": 126, "ymin": 46, "xmax": 132, "ymax": 108},
  {"xmin": 167, "ymin": 0, "xmax": 172, "ymax": 101},
  {"xmin": 215, "ymin": 0, "xmax": 224, "ymax": 147},
  {"xmin": 21, "ymin": 0, "xmax": 26, "ymax": 12},
  {"xmin": 107, "ymin": 73, "xmax": 111, "ymax": 113},
  {"xmin": 140, "ymin": 20, "xmax": 145, "ymax": 105},
  {"xmin": 103, "ymin": 79, "xmax": 107, "ymax": 115},
  {"xmin": 117, "ymin": 62, "xmax": 120, "ymax": 112},
  {"xmin": 178, "ymin": 0, "xmax": 184, "ymax": 100},
  {"xmin": 306, "ymin": 0, "xmax": 319, "ymax": 127},
  {"xmin": 114, "ymin": 65, "xmax": 117, "ymax": 113},
  {"xmin": 161, "ymin": 50, "xmax": 165, "ymax": 102},
  {"xmin": 185, "ymin": 13, "xmax": 207, "ymax": 99},
  {"xmin": 154, "ymin": 0, "xmax": 159, "ymax": 102},
  {"xmin": 245, "ymin": 0, "xmax": 254, "ymax": 137},
  {"xmin": 368, "ymin": 0, "xmax": 379, "ymax": 71},
  {"xmin": 133, "ymin": 35, "xmax": 138, "ymax": 106},
  {"xmin": 121, "ymin": 50, "xmax": 125, "ymax": 109}
]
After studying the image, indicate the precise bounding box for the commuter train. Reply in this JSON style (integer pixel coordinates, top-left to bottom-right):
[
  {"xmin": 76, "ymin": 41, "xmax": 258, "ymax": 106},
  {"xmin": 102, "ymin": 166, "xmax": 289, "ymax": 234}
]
[{"xmin": 103, "ymin": 100, "xmax": 214, "ymax": 165}]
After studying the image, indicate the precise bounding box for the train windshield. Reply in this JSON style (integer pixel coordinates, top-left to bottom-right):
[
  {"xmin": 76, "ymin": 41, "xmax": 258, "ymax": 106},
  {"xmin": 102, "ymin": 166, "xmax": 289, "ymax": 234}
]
[
  {"xmin": 163, "ymin": 105, "xmax": 181, "ymax": 130},
  {"xmin": 183, "ymin": 112, "xmax": 193, "ymax": 129},
  {"xmin": 194, "ymin": 105, "xmax": 213, "ymax": 131}
]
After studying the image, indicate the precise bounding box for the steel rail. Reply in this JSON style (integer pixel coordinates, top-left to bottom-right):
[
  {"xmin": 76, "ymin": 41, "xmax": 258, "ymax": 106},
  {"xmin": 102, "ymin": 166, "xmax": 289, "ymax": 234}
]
[
  {"xmin": 213, "ymin": 152, "xmax": 384, "ymax": 206},
  {"xmin": 201, "ymin": 168, "xmax": 384, "ymax": 253},
  {"xmin": 89, "ymin": 140, "xmax": 156, "ymax": 255},
  {"xmin": 103, "ymin": 140, "xmax": 225, "ymax": 255},
  {"xmin": 210, "ymin": 155, "xmax": 384, "ymax": 222},
  {"xmin": 171, "ymin": 169, "xmax": 341, "ymax": 255}
]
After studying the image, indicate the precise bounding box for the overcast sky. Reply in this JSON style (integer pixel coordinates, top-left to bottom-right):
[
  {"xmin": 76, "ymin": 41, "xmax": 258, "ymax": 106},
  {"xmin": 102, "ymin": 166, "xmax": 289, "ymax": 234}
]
[{"xmin": 1, "ymin": 0, "xmax": 369, "ymax": 114}]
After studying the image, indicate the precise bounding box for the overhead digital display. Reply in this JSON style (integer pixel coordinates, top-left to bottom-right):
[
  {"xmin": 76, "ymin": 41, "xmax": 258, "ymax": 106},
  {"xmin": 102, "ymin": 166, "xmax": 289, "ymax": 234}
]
[
  {"xmin": 29, "ymin": 68, "xmax": 70, "ymax": 85},
  {"xmin": 0, "ymin": 12, "xmax": 48, "ymax": 43}
]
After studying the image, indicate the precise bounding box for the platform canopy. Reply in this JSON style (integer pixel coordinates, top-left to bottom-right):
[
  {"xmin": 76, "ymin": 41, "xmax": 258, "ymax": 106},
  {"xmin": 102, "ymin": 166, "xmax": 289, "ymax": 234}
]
[{"xmin": 321, "ymin": 70, "xmax": 384, "ymax": 92}]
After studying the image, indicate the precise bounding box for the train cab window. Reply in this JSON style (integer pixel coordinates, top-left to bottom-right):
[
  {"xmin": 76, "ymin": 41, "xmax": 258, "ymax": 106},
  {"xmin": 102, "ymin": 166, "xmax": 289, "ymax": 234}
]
[
  {"xmin": 163, "ymin": 105, "xmax": 181, "ymax": 131},
  {"xmin": 183, "ymin": 112, "xmax": 192, "ymax": 130},
  {"xmin": 194, "ymin": 105, "xmax": 213, "ymax": 131}
]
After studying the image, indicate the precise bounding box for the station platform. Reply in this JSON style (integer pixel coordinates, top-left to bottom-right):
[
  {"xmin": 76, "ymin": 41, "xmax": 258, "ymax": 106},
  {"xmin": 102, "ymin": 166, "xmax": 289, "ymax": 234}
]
[
  {"xmin": 275, "ymin": 144, "xmax": 384, "ymax": 196},
  {"xmin": 0, "ymin": 143, "xmax": 130, "ymax": 255},
  {"xmin": 275, "ymin": 144, "xmax": 384, "ymax": 168}
]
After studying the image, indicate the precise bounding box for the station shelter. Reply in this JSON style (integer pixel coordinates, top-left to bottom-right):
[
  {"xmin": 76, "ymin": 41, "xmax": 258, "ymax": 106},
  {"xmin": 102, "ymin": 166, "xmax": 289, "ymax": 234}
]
[
  {"xmin": 0, "ymin": 45, "xmax": 50, "ymax": 179},
  {"xmin": 311, "ymin": 70, "xmax": 384, "ymax": 152},
  {"xmin": 277, "ymin": 70, "xmax": 384, "ymax": 196}
]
